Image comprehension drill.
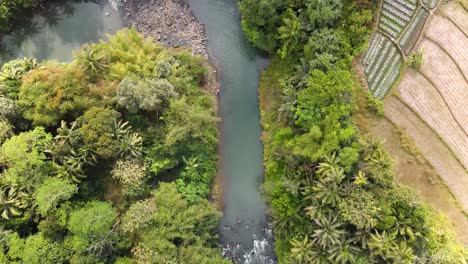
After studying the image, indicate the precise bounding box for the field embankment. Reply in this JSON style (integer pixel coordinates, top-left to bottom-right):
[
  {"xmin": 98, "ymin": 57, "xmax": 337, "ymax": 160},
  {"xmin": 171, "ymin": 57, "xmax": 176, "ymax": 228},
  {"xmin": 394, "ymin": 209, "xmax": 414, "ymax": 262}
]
[
  {"xmin": 358, "ymin": 0, "xmax": 468, "ymax": 244},
  {"xmin": 384, "ymin": 1, "xmax": 468, "ymax": 211}
]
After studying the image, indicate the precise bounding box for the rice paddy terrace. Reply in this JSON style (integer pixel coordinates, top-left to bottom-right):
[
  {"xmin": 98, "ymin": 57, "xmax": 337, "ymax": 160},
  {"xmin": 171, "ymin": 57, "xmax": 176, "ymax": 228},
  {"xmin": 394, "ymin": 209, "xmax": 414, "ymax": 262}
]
[
  {"xmin": 362, "ymin": 0, "xmax": 436, "ymax": 99},
  {"xmin": 362, "ymin": 0, "xmax": 468, "ymax": 214}
]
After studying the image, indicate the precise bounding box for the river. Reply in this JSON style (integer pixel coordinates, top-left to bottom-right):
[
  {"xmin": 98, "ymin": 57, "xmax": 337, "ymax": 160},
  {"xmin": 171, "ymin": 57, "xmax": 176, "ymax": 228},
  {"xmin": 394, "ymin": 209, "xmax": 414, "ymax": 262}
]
[
  {"xmin": 0, "ymin": 0, "xmax": 122, "ymax": 63},
  {"xmin": 186, "ymin": 1, "xmax": 274, "ymax": 263},
  {"xmin": 1, "ymin": 0, "xmax": 275, "ymax": 263}
]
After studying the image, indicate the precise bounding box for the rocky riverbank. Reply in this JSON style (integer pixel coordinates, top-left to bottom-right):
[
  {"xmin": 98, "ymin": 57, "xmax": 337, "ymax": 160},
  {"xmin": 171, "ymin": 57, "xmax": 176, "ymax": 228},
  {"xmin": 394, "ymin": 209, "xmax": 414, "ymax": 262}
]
[{"xmin": 117, "ymin": 0, "xmax": 219, "ymax": 93}]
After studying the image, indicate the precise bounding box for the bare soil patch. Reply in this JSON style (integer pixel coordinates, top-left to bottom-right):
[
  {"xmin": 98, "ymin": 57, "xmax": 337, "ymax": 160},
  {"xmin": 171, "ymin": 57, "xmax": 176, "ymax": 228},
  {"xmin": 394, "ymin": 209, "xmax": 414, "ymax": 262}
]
[
  {"xmin": 441, "ymin": 3, "xmax": 468, "ymax": 36},
  {"xmin": 384, "ymin": 96, "xmax": 468, "ymax": 213},
  {"xmin": 396, "ymin": 69, "xmax": 468, "ymax": 168},
  {"xmin": 418, "ymin": 39, "xmax": 468, "ymax": 133},
  {"xmin": 424, "ymin": 15, "xmax": 468, "ymax": 78}
]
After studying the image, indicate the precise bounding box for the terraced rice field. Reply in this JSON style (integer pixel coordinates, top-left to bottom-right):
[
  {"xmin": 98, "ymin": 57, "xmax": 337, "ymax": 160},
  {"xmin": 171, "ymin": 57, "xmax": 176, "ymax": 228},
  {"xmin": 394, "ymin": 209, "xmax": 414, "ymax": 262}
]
[
  {"xmin": 362, "ymin": 0, "xmax": 438, "ymax": 99},
  {"xmin": 384, "ymin": 2, "xmax": 468, "ymax": 212}
]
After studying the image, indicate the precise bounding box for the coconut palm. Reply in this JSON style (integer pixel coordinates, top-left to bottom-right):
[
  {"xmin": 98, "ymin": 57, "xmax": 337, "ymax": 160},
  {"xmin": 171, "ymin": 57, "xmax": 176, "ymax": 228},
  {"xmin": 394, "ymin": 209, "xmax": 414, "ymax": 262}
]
[
  {"xmin": 353, "ymin": 170, "xmax": 368, "ymax": 186},
  {"xmin": 277, "ymin": 8, "xmax": 302, "ymax": 58},
  {"xmin": 305, "ymin": 204, "xmax": 332, "ymax": 221},
  {"xmin": 0, "ymin": 184, "xmax": 31, "ymax": 220},
  {"xmin": 290, "ymin": 236, "xmax": 314, "ymax": 263},
  {"xmin": 365, "ymin": 148, "xmax": 393, "ymax": 186},
  {"xmin": 388, "ymin": 241, "xmax": 415, "ymax": 264},
  {"xmin": 55, "ymin": 121, "xmax": 78, "ymax": 146},
  {"xmin": 390, "ymin": 207, "xmax": 418, "ymax": 241},
  {"xmin": 115, "ymin": 120, "xmax": 143, "ymax": 159},
  {"xmin": 316, "ymin": 154, "xmax": 345, "ymax": 183},
  {"xmin": 329, "ymin": 241, "xmax": 361, "ymax": 264},
  {"xmin": 278, "ymin": 80, "xmax": 298, "ymax": 123},
  {"xmin": 352, "ymin": 227, "xmax": 372, "ymax": 249},
  {"xmin": 367, "ymin": 230, "xmax": 396, "ymax": 259},
  {"xmin": 312, "ymin": 215, "xmax": 345, "ymax": 249},
  {"xmin": 22, "ymin": 57, "xmax": 38, "ymax": 71},
  {"xmin": 308, "ymin": 180, "xmax": 340, "ymax": 207},
  {"xmin": 273, "ymin": 206, "xmax": 303, "ymax": 238},
  {"xmin": 0, "ymin": 66, "xmax": 23, "ymax": 81},
  {"xmin": 117, "ymin": 132, "xmax": 143, "ymax": 159},
  {"xmin": 74, "ymin": 45, "xmax": 109, "ymax": 77},
  {"xmin": 308, "ymin": 245, "xmax": 331, "ymax": 264},
  {"xmin": 358, "ymin": 135, "xmax": 383, "ymax": 161}
]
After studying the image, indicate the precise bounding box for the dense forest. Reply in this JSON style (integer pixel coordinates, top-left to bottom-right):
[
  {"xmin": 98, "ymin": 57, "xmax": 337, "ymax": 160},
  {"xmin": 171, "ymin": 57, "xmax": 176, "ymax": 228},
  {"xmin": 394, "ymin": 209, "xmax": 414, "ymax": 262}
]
[
  {"xmin": 0, "ymin": 28, "xmax": 230, "ymax": 263},
  {"xmin": 239, "ymin": 0, "xmax": 468, "ymax": 263}
]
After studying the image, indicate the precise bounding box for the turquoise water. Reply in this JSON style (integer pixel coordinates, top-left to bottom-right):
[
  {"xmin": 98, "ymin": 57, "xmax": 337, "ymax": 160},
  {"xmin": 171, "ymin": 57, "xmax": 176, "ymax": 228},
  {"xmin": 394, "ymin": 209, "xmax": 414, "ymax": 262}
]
[
  {"xmin": 186, "ymin": 0, "xmax": 274, "ymax": 263},
  {"xmin": 0, "ymin": 0, "xmax": 122, "ymax": 63}
]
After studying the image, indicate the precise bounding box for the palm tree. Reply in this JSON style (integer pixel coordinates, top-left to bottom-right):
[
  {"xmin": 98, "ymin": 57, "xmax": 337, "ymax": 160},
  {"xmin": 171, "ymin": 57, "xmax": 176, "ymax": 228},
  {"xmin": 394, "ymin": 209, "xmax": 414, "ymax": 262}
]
[
  {"xmin": 310, "ymin": 181, "xmax": 341, "ymax": 207},
  {"xmin": 22, "ymin": 57, "xmax": 38, "ymax": 71},
  {"xmin": 316, "ymin": 154, "xmax": 344, "ymax": 183},
  {"xmin": 367, "ymin": 230, "xmax": 396, "ymax": 260},
  {"xmin": 390, "ymin": 208, "xmax": 418, "ymax": 241},
  {"xmin": 278, "ymin": 80, "xmax": 298, "ymax": 123},
  {"xmin": 388, "ymin": 241, "xmax": 415, "ymax": 264},
  {"xmin": 312, "ymin": 215, "xmax": 345, "ymax": 249},
  {"xmin": 352, "ymin": 227, "xmax": 372, "ymax": 249},
  {"xmin": 0, "ymin": 184, "xmax": 31, "ymax": 220},
  {"xmin": 117, "ymin": 132, "xmax": 143, "ymax": 159},
  {"xmin": 115, "ymin": 120, "xmax": 143, "ymax": 159},
  {"xmin": 277, "ymin": 8, "xmax": 302, "ymax": 58},
  {"xmin": 74, "ymin": 45, "xmax": 109, "ymax": 77},
  {"xmin": 358, "ymin": 135, "xmax": 383, "ymax": 161},
  {"xmin": 55, "ymin": 121, "xmax": 78, "ymax": 146},
  {"xmin": 308, "ymin": 245, "xmax": 331, "ymax": 264},
  {"xmin": 353, "ymin": 170, "xmax": 368, "ymax": 186},
  {"xmin": 365, "ymin": 148, "xmax": 393, "ymax": 186},
  {"xmin": 290, "ymin": 236, "xmax": 314, "ymax": 263},
  {"xmin": 0, "ymin": 66, "xmax": 23, "ymax": 81},
  {"xmin": 329, "ymin": 241, "xmax": 361, "ymax": 264},
  {"xmin": 273, "ymin": 206, "xmax": 303, "ymax": 238}
]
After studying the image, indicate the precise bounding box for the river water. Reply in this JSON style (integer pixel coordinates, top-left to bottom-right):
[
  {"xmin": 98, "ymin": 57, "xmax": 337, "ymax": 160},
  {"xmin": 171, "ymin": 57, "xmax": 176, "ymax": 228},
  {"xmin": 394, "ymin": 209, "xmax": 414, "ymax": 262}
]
[
  {"xmin": 186, "ymin": 1, "xmax": 274, "ymax": 263},
  {"xmin": 1, "ymin": 0, "xmax": 275, "ymax": 262},
  {"xmin": 0, "ymin": 0, "xmax": 122, "ymax": 63}
]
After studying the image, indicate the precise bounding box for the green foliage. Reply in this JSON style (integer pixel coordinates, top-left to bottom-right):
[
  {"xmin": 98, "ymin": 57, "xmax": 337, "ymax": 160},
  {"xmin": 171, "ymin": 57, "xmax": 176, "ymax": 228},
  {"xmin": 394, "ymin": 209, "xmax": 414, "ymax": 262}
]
[
  {"xmin": 239, "ymin": 0, "xmax": 284, "ymax": 53},
  {"xmin": 367, "ymin": 91, "xmax": 385, "ymax": 117},
  {"xmin": 116, "ymin": 77, "xmax": 178, "ymax": 113},
  {"xmin": 163, "ymin": 96, "xmax": 219, "ymax": 148},
  {"xmin": 406, "ymin": 50, "xmax": 424, "ymax": 70},
  {"xmin": 0, "ymin": 184, "xmax": 31, "ymax": 220},
  {"xmin": 0, "ymin": 28, "xmax": 223, "ymax": 263},
  {"xmin": 34, "ymin": 178, "xmax": 78, "ymax": 215},
  {"xmin": 0, "ymin": 120, "xmax": 13, "ymax": 144},
  {"xmin": 18, "ymin": 62, "xmax": 98, "ymax": 127},
  {"xmin": 244, "ymin": 0, "xmax": 467, "ymax": 261},
  {"xmin": 0, "ymin": 0, "xmax": 41, "ymax": 32},
  {"xmin": 6, "ymin": 232, "xmax": 71, "ymax": 264},
  {"xmin": 111, "ymin": 159, "xmax": 148, "ymax": 197},
  {"xmin": 67, "ymin": 201, "xmax": 120, "ymax": 256},
  {"xmin": 74, "ymin": 45, "xmax": 110, "ymax": 78},
  {"xmin": 124, "ymin": 183, "xmax": 226, "ymax": 263},
  {"xmin": 1, "ymin": 127, "xmax": 52, "ymax": 186},
  {"xmin": 78, "ymin": 107, "xmax": 120, "ymax": 160}
]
